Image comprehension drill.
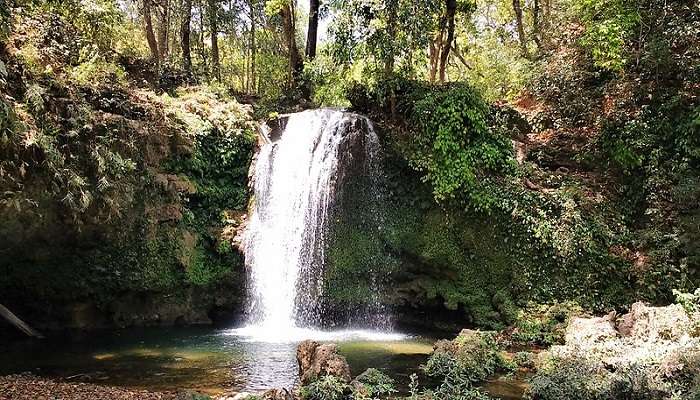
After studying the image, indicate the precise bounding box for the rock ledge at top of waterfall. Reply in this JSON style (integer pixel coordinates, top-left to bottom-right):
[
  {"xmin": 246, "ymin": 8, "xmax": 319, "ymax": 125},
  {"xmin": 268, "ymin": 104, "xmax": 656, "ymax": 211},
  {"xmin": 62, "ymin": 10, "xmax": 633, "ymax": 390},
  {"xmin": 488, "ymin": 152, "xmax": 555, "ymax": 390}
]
[{"xmin": 262, "ymin": 109, "xmax": 372, "ymax": 144}]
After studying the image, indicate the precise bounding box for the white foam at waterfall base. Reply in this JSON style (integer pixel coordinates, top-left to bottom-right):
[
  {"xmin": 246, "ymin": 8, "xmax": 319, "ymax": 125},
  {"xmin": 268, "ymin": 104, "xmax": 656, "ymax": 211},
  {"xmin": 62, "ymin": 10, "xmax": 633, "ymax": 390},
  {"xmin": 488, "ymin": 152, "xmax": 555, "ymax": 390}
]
[
  {"xmin": 239, "ymin": 109, "xmax": 402, "ymax": 343},
  {"xmin": 223, "ymin": 326, "xmax": 407, "ymax": 344}
]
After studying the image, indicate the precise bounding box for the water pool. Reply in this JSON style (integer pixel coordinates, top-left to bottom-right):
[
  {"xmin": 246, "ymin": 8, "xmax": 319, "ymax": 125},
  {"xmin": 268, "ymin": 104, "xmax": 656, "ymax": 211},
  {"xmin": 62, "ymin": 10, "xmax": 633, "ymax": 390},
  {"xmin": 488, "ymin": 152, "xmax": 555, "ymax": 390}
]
[{"xmin": 0, "ymin": 327, "xmax": 434, "ymax": 395}]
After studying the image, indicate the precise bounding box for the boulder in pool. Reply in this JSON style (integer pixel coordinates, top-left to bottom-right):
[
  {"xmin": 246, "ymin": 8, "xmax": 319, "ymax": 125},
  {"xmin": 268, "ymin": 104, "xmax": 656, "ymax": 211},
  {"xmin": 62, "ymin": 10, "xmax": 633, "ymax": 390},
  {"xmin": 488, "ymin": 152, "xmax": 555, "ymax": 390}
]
[{"xmin": 297, "ymin": 340, "xmax": 352, "ymax": 384}]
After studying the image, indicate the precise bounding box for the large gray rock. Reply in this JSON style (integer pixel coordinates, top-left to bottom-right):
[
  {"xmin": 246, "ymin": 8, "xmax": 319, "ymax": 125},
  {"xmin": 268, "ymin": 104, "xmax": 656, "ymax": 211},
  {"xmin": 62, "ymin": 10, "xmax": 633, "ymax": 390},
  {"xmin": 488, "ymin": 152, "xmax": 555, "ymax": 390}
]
[
  {"xmin": 297, "ymin": 340, "xmax": 352, "ymax": 385},
  {"xmin": 564, "ymin": 311, "xmax": 618, "ymax": 347},
  {"xmin": 617, "ymin": 302, "xmax": 692, "ymax": 341}
]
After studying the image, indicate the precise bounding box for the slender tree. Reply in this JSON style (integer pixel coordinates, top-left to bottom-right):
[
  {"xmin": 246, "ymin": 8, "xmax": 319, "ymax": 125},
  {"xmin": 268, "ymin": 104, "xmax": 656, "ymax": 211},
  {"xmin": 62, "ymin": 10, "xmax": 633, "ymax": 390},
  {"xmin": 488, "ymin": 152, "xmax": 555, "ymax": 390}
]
[
  {"xmin": 197, "ymin": 0, "xmax": 209, "ymax": 73},
  {"xmin": 383, "ymin": 0, "xmax": 397, "ymax": 77},
  {"xmin": 181, "ymin": 0, "xmax": 193, "ymax": 75},
  {"xmin": 429, "ymin": 3, "xmax": 446, "ymax": 83},
  {"xmin": 438, "ymin": 0, "xmax": 456, "ymax": 82},
  {"xmin": 209, "ymin": 0, "xmax": 220, "ymax": 80},
  {"xmin": 156, "ymin": 0, "xmax": 169, "ymax": 61},
  {"xmin": 143, "ymin": 0, "xmax": 160, "ymax": 62},
  {"xmin": 306, "ymin": 0, "xmax": 320, "ymax": 60},
  {"xmin": 248, "ymin": 0, "xmax": 256, "ymax": 93},
  {"xmin": 429, "ymin": 35, "xmax": 440, "ymax": 82},
  {"xmin": 512, "ymin": 0, "xmax": 528, "ymax": 58},
  {"xmin": 281, "ymin": 1, "xmax": 303, "ymax": 84},
  {"xmin": 532, "ymin": 0, "xmax": 543, "ymax": 53}
]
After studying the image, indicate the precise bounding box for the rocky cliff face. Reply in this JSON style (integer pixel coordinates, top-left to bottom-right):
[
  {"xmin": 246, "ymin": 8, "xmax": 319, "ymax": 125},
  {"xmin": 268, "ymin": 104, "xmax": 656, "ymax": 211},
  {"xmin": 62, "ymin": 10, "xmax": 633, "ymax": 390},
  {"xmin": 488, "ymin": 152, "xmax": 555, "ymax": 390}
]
[{"xmin": 0, "ymin": 13, "xmax": 257, "ymax": 332}]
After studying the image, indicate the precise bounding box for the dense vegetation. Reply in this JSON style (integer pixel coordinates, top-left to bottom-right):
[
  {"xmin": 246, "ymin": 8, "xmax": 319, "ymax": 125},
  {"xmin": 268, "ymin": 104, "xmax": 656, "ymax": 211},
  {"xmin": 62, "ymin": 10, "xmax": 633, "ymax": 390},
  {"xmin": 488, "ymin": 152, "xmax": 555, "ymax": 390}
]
[
  {"xmin": 0, "ymin": 0, "xmax": 696, "ymax": 328},
  {"xmin": 0, "ymin": 0, "xmax": 698, "ymax": 398},
  {"xmin": 0, "ymin": 1, "xmax": 257, "ymax": 328},
  {"xmin": 322, "ymin": 0, "xmax": 699, "ymax": 329}
]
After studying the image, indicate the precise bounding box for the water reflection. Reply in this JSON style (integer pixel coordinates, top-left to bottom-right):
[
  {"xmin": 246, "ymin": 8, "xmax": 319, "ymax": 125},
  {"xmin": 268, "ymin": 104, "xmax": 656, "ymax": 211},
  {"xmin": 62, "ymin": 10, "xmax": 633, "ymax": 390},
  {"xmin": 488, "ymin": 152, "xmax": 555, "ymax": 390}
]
[{"xmin": 0, "ymin": 327, "xmax": 432, "ymax": 395}]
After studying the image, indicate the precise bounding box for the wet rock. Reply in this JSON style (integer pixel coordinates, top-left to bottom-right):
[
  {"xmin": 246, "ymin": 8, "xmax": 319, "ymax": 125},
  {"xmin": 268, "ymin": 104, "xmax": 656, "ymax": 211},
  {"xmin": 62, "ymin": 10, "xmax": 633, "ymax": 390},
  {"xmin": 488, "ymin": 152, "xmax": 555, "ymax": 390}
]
[
  {"xmin": 220, "ymin": 392, "xmax": 255, "ymax": 400},
  {"xmin": 433, "ymin": 329, "xmax": 492, "ymax": 354},
  {"xmin": 175, "ymin": 391, "xmax": 210, "ymax": 400},
  {"xmin": 146, "ymin": 204, "xmax": 183, "ymax": 223},
  {"xmin": 153, "ymin": 174, "xmax": 197, "ymax": 196},
  {"xmin": 617, "ymin": 302, "xmax": 692, "ymax": 341},
  {"xmin": 297, "ymin": 340, "xmax": 352, "ymax": 385},
  {"xmin": 171, "ymin": 132, "xmax": 194, "ymax": 156},
  {"xmin": 168, "ymin": 175, "xmax": 197, "ymax": 195},
  {"xmin": 261, "ymin": 388, "xmax": 294, "ymax": 400}
]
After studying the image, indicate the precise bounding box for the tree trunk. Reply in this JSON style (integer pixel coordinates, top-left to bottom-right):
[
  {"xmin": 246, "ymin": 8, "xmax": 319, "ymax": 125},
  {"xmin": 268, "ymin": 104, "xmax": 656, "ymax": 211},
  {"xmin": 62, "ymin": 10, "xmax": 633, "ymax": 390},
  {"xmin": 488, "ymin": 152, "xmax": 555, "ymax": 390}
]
[
  {"xmin": 543, "ymin": 0, "xmax": 551, "ymax": 45},
  {"xmin": 512, "ymin": 0, "xmax": 528, "ymax": 58},
  {"xmin": 532, "ymin": 0, "xmax": 542, "ymax": 52},
  {"xmin": 0, "ymin": 303, "xmax": 43, "ymax": 338},
  {"xmin": 249, "ymin": 0, "xmax": 256, "ymax": 93},
  {"xmin": 438, "ymin": 0, "xmax": 456, "ymax": 82},
  {"xmin": 305, "ymin": 0, "xmax": 320, "ymax": 60},
  {"xmin": 209, "ymin": 0, "xmax": 220, "ymax": 80},
  {"xmin": 157, "ymin": 0, "xmax": 169, "ymax": 61},
  {"xmin": 169, "ymin": 1, "xmax": 178, "ymax": 57},
  {"xmin": 281, "ymin": 2, "xmax": 303, "ymax": 85},
  {"xmin": 198, "ymin": 1, "xmax": 208, "ymax": 74},
  {"xmin": 428, "ymin": 38, "xmax": 439, "ymax": 82},
  {"xmin": 383, "ymin": 0, "xmax": 397, "ymax": 77},
  {"xmin": 143, "ymin": 0, "xmax": 159, "ymax": 62},
  {"xmin": 181, "ymin": 0, "xmax": 193, "ymax": 75}
]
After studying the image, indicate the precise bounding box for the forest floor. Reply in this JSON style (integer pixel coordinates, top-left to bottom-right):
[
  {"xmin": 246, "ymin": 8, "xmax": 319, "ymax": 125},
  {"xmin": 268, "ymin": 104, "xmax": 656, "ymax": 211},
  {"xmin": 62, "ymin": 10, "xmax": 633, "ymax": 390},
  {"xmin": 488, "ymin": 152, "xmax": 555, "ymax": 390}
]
[{"xmin": 0, "ymin": 374, "xmax": 190, "ymax": 400}]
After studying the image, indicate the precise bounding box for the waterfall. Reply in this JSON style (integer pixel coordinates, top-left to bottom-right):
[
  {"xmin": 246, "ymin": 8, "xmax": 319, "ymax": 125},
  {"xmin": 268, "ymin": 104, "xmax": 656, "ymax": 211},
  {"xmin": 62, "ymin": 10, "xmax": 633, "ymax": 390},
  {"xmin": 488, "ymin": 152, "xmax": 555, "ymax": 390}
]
[{"xmin": 241, "ymin": 109, "xmax": 385, "ymax": 338}]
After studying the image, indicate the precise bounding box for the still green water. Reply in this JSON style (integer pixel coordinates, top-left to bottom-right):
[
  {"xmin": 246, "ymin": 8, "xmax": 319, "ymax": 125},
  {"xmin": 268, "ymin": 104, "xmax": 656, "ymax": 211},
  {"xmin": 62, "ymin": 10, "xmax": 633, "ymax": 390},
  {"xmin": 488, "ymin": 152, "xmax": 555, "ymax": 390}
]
[
  {"xmin": 0, "ymin": 327, "xmax": 526, "ymax": 398},
  {"xmin": 0, "ymin": 327, "xmax": 433, "ymax": 395}
]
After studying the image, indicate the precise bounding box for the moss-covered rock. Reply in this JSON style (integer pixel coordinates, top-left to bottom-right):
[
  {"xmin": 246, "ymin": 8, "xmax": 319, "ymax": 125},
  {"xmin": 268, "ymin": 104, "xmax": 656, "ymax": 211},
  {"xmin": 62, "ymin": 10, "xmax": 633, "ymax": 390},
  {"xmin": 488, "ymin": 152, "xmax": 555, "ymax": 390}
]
[{"xmin": 0, "ymin": 10, "xmax": 256, "ymax": 331}]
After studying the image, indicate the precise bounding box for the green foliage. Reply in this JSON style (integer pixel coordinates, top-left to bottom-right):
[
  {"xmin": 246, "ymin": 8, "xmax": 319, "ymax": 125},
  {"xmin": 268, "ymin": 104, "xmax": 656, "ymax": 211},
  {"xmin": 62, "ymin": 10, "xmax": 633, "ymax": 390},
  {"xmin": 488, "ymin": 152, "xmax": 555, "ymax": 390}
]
[
  {"xmin": 327, "ymin": 0, "xmax": 441, "ymax": 78},
  {"xmin": 0, "ymin": 0, "xmax": 8, "ymax": 40},
  {"xmin": 353, "ymin": 369, "xmax": 397, "ymax": 399},
  {"xmin": 422, "ymin": 331, "xmax": 512, "ymax": 398},
  {"xmin": 527, "ymin": 355, "xmax": 699, "ymax": 400},
  {"xmin": 447, "ymin": 0, "xmax": 534, "ymax": 101},
  {"xmin": 300, "ymin": 376, "xmax": 350, "ymax": 400},
  {"xmin": 577, "ymin": 0, "xmax": 640, "ymax": 72},
  {"xmin": 69, "ymin": 57, "xmax": 126, "ymax": 86},
  {"xmin": 185, "ymin": 247, "xmax": 237, "ymax": 287},
  {"xmin": 0, "ymin": 5, "xmax": 252, "ymax": 319},
  {"xmin": 513, "ymin": 352, "xmax": 535, "ymax": 369},
  {"xmin": 164, "ymin": 89, "xmax": 256, "ymax": 223},
  {"xmin": 304, "ymin": 50, "xmax": 352, "ymax": 107},
  {"xmin": 405, "ymin": 83, "xmax": 516, "ymax": 209},
  {"xmin": 511, "ymin": 302, "xmax": 583, "ymax": 346},
  {"xmin": 64, "ymin": 0, "xmax": 140, "ymax": 57},
  {"xmin": 596, "ymin": 97, "xmax": 700, "ymax": 299},
  {"xmin": 675, "ymin": 289, "xmax": 700, "ymax": 315}
]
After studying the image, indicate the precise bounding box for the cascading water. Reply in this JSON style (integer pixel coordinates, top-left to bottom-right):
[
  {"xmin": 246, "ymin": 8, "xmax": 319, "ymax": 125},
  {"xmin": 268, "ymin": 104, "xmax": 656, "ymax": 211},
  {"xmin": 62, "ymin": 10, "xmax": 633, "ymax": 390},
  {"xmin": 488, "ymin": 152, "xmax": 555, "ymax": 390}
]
[{"xmin": 233, "ymin": 109, "xmax": 399, "ymax": 343}]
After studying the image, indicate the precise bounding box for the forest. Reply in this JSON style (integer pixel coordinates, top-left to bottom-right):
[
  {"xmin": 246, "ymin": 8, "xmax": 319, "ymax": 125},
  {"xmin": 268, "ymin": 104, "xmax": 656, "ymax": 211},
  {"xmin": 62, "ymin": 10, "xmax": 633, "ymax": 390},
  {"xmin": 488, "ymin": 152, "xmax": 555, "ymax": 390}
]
[{"xmin": 0, "ymin": 0, "xmax": 698, "ymax": 399}]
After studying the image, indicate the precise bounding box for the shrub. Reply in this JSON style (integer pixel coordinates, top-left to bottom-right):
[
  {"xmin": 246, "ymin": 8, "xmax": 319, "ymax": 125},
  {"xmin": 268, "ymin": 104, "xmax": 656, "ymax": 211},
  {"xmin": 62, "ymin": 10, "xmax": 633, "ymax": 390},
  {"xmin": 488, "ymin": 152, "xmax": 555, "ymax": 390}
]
[
  {"xmin": 69, "ymin": 58, "xmax": 126, "ymax": 86},
  {"xmin": 352, "ymin": 368, "xmax": 397, "ymax": 399},
  {"xmin": 300, "ymin": 376, "xmax": 350, "ymax": 400},
  {"xmin": 511, "ymin": 302, "xmax": 583, "ymax": 346},
  {"xmin": 403, "ymin": 82, "xmax": 516, "ymax": 211},
  {"xmin": 422, "ymin": 331, "xmax": 511, "ymax": 398},
  {"xmin": 674, "ymin": 288, "xmax": 700, "ymax": 315},
  {"xmin": 526, "ymin": 356, "xmax": 695, "ymax": 400},
  {"xmin": 514, "ymin": 352, "xmax": 535, "ymax": 369}
]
